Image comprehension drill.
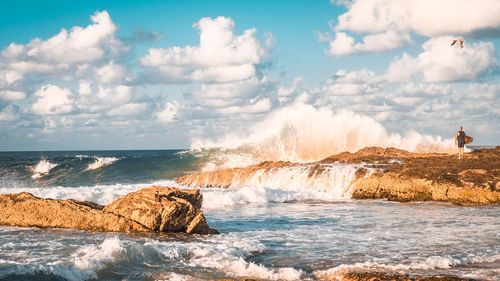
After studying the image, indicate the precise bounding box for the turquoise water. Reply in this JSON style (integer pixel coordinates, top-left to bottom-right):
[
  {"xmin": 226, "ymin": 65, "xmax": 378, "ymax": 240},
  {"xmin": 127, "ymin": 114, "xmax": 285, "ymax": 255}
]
[{"xmin": 0, "ymin": 151, "xmax": 498, "ymax": 280}]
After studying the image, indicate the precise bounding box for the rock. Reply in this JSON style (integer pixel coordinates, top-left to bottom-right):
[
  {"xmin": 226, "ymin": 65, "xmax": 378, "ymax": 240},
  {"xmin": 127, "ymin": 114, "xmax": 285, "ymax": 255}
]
[
  {"xmin": 351, "ymin": 172, "xmax": 500, "ymax": 205},
  {"xmin": 315, "ymin": 270, "xmax": 474, "ymax": 281},
  {"xmin": 176, "ymin": 147, "xmax": 500, "ymax": 205},
  {"xmin": 104, "ymin": 186, "xmax": 218, "ymax": 234},
  {"xmin": 176, "ymin": 161, "xmax": 293, "ymax": 188},
  {"xmin": 0, "ymin": 187, "xmax": 218, "ymax": 234}
]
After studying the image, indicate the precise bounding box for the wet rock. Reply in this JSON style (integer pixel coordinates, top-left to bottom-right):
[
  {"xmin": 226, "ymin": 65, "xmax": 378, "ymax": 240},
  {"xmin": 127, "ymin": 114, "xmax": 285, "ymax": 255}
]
[
  {"xmin": 0, "ymin": 186, "xmax": 218, "ymax": 234},
  {"xmin": 176, "ymin": 147, "xmax": 500, "ymax": 205},
  {"xmin": 316, "ymin": 270, "xmax": 475, "ymax": 281},
  {"xmin": 104, "ymin": 186, "xmax": 218, "ymax": 234}
]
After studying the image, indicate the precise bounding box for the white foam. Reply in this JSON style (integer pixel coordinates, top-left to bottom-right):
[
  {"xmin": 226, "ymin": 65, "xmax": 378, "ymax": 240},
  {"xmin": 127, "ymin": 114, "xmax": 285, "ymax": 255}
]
[
  {"xmin": 0, "ymin": 180, "xmax": 182, "ymax": 205},
  {"xmin": 243, "ymin": 164, "xmax": 360, "ymax": 197},
  {"xmin": 191, "ymin": 104, "xmax": 455, "ymax": 167},
  {"xmin": 314, "ymin": 254, "xmax": 500, "ymax": 279},
  {"xmin": 86, "ymin": 157, "xmax": 120, "ymax": 171},
  {"xmin": 71, "ymin": 237, "xmax": 124, "ymax": 279},
  {"xmin": 0, "ymin": 237, "xmax": 125, "ymax": 281},
  {"xmin": 147, "ymin": 234, "xmax": 302, "ymax": 280},
  {"xmin": 30, "ymin": 159, "xmax": 58, "ymax": 179},
  {"xmin": 202, "ymin": 185, "xmax": 348, "ymax": 209},
  {"xmin": 197, "ymin": 163, "xmax": 365, "ymax": 208}
]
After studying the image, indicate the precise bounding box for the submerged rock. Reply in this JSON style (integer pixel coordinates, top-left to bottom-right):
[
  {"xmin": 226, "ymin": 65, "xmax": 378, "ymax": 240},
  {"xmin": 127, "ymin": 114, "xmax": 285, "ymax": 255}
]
[
  {"xmin": 176, "ymin": 147, "xmax": 500, "ymax": 205},
  {"xmin": 0, "ymin": 186, "xmax": 218, "ymax": 234}
]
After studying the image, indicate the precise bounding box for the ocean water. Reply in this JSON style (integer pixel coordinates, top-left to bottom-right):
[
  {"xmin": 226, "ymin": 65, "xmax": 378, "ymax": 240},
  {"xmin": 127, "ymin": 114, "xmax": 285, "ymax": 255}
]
[{"xmin": 0, "ymin": 150, "xmax": 498, "ymax": 281}]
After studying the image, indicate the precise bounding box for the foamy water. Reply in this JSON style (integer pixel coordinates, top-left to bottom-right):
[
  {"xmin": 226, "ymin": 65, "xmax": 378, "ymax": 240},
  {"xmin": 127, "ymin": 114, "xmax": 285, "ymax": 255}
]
[
  {"xmin": 30, "ymin": 159, "xmax": 58, "ymax": 179},
  {"xmin": 0, "ymin": 150, "xmax": 498, "ymax": 281},
  {"xmin": 86, "ymin": 157, "xmax": 121, "ymax": 171},
  {"xmin": 191, "ymin": 104, "xmax": 456, "ymax": 167},
  {"xmin": 0, "ymin": 200, "xmax": 498, "ymax": 281}
]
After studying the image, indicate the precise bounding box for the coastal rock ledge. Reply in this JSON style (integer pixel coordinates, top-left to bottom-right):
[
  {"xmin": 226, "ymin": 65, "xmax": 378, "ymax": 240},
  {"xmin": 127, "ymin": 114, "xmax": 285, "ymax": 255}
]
[
  {"xmin": 0, "ymin": 186, "xmax": 218, "ymax": 234},
  {"xmin": 176, "ymin": 147, "xmax": 500, "ymax": 205}
]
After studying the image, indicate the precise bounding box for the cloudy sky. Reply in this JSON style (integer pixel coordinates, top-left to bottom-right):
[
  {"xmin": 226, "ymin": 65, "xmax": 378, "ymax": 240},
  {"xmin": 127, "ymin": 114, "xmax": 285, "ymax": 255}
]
[{"xmin": 0, "ymin": 0, "xmax": 499, "ymax": 151}]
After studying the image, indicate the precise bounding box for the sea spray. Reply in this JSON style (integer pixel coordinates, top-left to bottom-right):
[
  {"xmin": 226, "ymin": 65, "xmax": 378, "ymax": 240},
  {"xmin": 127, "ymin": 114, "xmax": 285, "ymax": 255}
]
[
  {"xmin": 242, "ymin": 164, "xmax": 360, "ymax": 198},
  {"xmin": 86, "ymin": 157, "xmax": 120, "ymax": 171},
  {"xmin": 191, "ymin": 104, "xmax": 455, "ymax": 167},
  {"xmin": 179, "ymin": 163, "xmax": 365, "ymax": 206},
  {"xmin": 30, "ymin": 159, "xmax": 58, "ymax": 179}
]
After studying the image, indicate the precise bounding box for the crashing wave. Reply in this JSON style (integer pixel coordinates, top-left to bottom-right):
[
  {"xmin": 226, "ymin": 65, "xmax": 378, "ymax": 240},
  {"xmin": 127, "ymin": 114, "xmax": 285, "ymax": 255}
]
[
  {"xmin": 177, "ymin": 163, "xmax": 368, "ymax": 205},
  {"xmin": 86, "ymin": 157, "xmax": 120, "ymax": 171},
  {"xmin": 191, "ymin": 104, "xmax": 455, "ymax": 168},
  {"xmin": 30, "ymin": 159, "xmax": 58, "ymax": 179},
  {"xmin": 0, "ymin": 235, "xmax": 302, "ymax": 281},
  {"xmin": 314, "ymin": 254, "xmax": 500, "ymax": 280}
]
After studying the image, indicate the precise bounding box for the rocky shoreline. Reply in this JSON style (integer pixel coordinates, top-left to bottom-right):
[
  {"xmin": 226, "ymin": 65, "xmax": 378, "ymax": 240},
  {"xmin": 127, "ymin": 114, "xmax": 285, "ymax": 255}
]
[
  {"xmin": 177, "ymin": 147, "xmax": 500, "ymax": 205},
  {"xmin": 0, "ymin": 186, "xmax": 218, "ymax": 234}
]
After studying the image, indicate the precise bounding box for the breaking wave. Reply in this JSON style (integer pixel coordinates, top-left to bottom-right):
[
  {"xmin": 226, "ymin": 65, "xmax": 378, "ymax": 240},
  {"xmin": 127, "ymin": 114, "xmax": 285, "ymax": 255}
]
[
  {"xmin": 314, "ymin": 254, "xmax": 500, "ymax": 280},
  {"xmin": 30, "ymin": 159, "xmax": 58, "ymax": 179},
  {"xmin": 86, "ymin": 157, "xmax": 120, "ymax": 171},
  {"xmin": 0, "ymin": 235, "xmax": 303, "ymax": 281},
  {"xmin": 191, "ymin": 104, "xmax": 455, "ymax": 167},
  {"xmin": 182, "ymin": 163, "xmax": 367, "ymax": 208}
]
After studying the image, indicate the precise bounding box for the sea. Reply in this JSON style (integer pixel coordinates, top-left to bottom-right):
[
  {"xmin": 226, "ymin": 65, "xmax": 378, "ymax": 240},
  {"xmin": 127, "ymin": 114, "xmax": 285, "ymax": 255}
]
[{"xmin": 0, "ymin": 149, "xmax": 498, "ymax": 281}]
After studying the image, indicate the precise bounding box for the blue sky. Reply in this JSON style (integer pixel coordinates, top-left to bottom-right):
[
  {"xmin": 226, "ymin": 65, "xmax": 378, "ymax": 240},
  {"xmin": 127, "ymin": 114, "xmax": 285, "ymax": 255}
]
[{"xmin": 0, "ymin": 0, "xmax": 499, "ymax": 151}]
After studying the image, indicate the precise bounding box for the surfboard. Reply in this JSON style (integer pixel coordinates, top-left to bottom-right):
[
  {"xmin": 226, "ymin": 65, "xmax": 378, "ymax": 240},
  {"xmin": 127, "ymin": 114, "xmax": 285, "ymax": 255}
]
[{"xmin": 465, "ymin": 135, "xmax": 473, "ymax": 144}]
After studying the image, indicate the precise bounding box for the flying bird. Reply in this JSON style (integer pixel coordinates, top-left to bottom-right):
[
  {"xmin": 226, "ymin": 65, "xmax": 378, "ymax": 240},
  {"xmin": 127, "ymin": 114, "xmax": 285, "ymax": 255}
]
[{"xmin": 450, "ymin": 38, "xmax": 464, "ymax": 49}]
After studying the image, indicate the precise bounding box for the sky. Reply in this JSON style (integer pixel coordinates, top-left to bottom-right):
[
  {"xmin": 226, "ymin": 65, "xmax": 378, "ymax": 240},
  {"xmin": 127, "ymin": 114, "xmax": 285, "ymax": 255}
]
[{"xmin": 0, "ymin": 0, "xmax": 499, "ymax": 151}]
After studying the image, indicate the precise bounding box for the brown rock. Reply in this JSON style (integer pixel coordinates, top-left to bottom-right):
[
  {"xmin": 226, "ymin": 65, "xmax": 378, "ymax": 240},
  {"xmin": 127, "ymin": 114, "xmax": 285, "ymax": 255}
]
[
  {"xmin": 176, "ymin": 147, "xmax": 500, "ymax": 205},
  {"xmin": 315, "ymin": 270, "xmax": 474, "ymax": 281},
  {"xmin": 0, "ymin": 187, "xmax": 218, "ymax": 234},
  {"xmin": 104, "ymin": 186, "xmax": 218, "ymax": 234}
]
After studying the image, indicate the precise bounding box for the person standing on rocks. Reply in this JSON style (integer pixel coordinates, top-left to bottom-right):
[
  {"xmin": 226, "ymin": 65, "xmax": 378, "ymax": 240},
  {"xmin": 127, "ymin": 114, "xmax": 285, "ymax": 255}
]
[{"xmin": 455, "ymin": 126, "xmax": 466, "ymax": 159}]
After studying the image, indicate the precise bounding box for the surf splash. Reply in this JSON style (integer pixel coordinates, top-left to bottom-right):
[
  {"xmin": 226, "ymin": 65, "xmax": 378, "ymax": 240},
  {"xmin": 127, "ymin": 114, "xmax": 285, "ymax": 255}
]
[
  {"xmin": 86, "ymin": 157, "xmax": 120, "ymax": 171},
  {"xmin": 177, "ymin": 163, "xmax": 366, "ymax": 208},
  {"xmin": 191, "ymin": 103, "xmax": 455, "ymax": 167},
  {"xmin": 30, "ymin": 159, "xmax": 58, "ymax": 179}
]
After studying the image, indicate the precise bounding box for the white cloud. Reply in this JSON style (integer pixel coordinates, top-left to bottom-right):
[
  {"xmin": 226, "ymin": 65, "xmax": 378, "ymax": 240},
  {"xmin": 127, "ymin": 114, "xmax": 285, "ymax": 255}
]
[
  {"xmin": 217, "ymin": 98, "xmax": 272, "ymax": 115},
  {"xmin": 140, "ymin": 16, "xmax": 269, "ymax": 83},
  {"xmin": 0, "ymin": 90, "xmax": 25, "ymax": 101},
  {"xmin": 0, "ymin": 69, "xmax": 23, "ymax": 88},
  {"xmin": 336, "ymin": 0, "xmax": 500, "ymax": 36},
  {"xmin": 75, "ymin": 84, "xmax": 133, "ymax": 113},
  {"xmin": 156, "ymin": 101, "xmax": 179, "ymax": 123},
  {"xmin": 2, "ymin": 11, "xmax": 120, "ymax": 68},
  {"xmin": 108, "ymin": 103, "xmax": 147, "ymax": 116},
  {"xmin": 32, "ymin": 84, "xmax": 74, "ymax": 115},
  {"xmin": 321, "ymin": 68, "xmax": 383, "ymax": 95},
  {"xmin": 387, "ymin": 36, "xmax": 496, "ymax": 82},
  {"xmin": 278, "ymin": 77, "xmax": 303, "ymax": 97},
  {"xmin": 324, "ymin": 0, "xmax": 500, "ymax": 55},
  {"xmin": 0, "ymin": 106, "xmax": 16, "ymax": 121},
  {"xmin": 328, "ymin": 30, "xmax": 411, "ymax": 56},
  {"xmin": 95, "ymin": 61, "xmax": 128, "ymax": 84},
  {"xmin": 0, "ymin": 10, "xmax": 126, "ymax": 101},
  {"xmin": 193, "ymin": 77, "xmax": 267, "ymax": 100}
]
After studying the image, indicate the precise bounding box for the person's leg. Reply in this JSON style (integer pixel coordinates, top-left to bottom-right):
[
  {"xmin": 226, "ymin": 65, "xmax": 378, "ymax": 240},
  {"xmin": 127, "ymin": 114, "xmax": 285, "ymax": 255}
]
[{"xmin": 459, "ymin": 147, "xmax": 464, "ymax": 159}]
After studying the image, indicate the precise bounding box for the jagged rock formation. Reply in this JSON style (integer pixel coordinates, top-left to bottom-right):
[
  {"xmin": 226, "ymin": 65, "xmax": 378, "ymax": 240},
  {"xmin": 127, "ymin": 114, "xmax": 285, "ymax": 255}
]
[
  {"xmin": 0, "ymin": 186, "xmax": 218, "ymax": 234},
  {"xmin": 176, "ymin": 147, "xmax": 500, "ymax": 205}
]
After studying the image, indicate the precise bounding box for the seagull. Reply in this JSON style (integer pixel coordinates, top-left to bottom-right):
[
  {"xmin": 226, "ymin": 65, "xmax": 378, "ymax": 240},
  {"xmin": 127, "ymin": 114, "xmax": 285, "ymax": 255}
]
[{"xmin": 450, "ymin": 38, "xmax": 464, "ymax": 49}]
